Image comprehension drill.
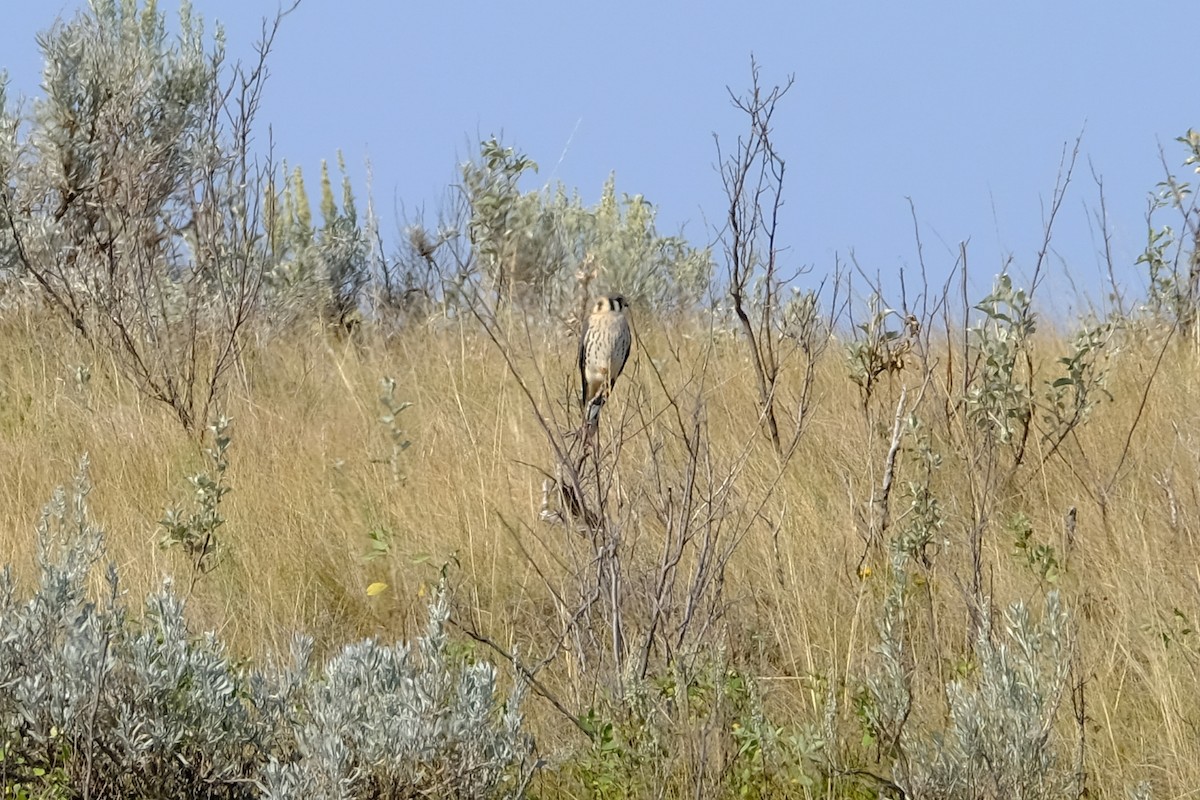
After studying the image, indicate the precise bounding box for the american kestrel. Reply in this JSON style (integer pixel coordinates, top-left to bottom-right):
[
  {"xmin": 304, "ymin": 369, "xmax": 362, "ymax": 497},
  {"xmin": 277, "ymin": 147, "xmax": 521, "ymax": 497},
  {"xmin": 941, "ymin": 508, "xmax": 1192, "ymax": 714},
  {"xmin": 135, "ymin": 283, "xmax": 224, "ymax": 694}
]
[{"xmin": 579, "ymin": 293, "xmax": 631, "ymax": 423}]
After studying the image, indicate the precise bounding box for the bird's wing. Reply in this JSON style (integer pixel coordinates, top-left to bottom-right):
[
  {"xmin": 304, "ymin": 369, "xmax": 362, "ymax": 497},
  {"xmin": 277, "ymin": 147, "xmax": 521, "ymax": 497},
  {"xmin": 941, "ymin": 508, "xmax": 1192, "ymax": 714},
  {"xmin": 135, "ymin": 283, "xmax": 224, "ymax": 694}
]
[
  {"xmin": 578, "ymin": 315, "xmax": 590, "ymax": 406},
  {"xmin": 612, "ymin": 320, "xmax": 631, "ymax": 381}
]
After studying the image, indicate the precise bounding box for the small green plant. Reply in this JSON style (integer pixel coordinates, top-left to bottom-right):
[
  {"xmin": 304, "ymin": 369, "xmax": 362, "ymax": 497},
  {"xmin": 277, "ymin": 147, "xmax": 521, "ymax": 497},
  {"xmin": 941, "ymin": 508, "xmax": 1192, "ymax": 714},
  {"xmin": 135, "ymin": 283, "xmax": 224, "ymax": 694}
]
[
  {"xmin": 159, "ymin": 415, "xmax": 232, "ymax": 583},
  {"xmin": 847, "ymin": 295, "xmax": 916, "ymax": 407},
  {"xmin": 378, "ymin": 377, "xmax": 412, "ymax": 483},
  {"xmin": 362, "ymin": 524, "xmax": 395, "ymax": 598},
  {"xmin": 0, "ymin": 730, "xmax": 71, "ymax": 800},
  {"xmin": 1009, "ymin": 511, "xmax": 1061, "ymax": 585},
  {"xmin": 966, "ymin": 272, "xmax": 1036, "ymax": 453},
  {"xmin": 861, "ymin": 548, "xmax": 913, "ymax": 768},
  {"xmin": 1040, "ymin": 318, "xmax": 1116, "ymax": 458},
  {"xmin": 363, "ymin": 525, "xmax": 393, "ymax": 562},
  {"xmin": 729, "ymin": 712, "xmax": 825, "ymax": 798},
  {"xmin": 70, "ymin": 364, "xmax": 92, "ymax": 411},
  {"xmin": 1138, "ymin": 129, "xmax": 1200, "ymax": 333},
  {"xmin": 894, "ymin": 415, "xmax": 945, "ymax": 566},
  {"xmin": 572, "ymin": 706, "xmax": 653, "ymax": 800},
  {"xmin": 1155, "ymin": 607, "xmax": 1196, "ymax": 651}
]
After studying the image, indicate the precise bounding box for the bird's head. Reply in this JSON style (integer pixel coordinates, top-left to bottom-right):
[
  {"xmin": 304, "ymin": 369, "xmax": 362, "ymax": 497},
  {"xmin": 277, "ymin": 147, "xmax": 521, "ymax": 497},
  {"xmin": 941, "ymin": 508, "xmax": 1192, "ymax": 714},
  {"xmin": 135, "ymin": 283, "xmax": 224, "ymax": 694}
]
[{"xmin": 593, "ymin": 293, "xmax": 628, "ymax": 314}]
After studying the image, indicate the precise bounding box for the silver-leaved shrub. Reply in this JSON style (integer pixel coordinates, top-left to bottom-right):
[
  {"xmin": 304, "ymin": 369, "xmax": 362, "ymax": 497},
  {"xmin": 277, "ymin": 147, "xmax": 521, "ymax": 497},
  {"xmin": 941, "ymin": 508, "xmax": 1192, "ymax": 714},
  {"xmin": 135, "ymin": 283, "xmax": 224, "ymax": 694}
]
[{"xmin": 0, "ymin": 457, "xmax": 534, "ymax": 799}]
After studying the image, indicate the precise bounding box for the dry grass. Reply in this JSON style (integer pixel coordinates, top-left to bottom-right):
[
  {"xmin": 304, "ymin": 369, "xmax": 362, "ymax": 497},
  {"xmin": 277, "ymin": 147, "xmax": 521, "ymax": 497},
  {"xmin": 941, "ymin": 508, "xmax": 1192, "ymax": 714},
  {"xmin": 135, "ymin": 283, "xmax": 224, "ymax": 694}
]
[{"xmin": 0, "ymin": 308, "xmax": 1198, "ymax": 796}]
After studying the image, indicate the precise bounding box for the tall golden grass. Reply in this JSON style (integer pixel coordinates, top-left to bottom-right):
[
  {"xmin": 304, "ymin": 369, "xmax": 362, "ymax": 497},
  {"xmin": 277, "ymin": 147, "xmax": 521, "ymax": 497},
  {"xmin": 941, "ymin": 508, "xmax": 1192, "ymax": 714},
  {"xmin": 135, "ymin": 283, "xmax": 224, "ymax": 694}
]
[{"xmin": 0, "ymin": 306, "xmax": 1196, "ymax": 796}]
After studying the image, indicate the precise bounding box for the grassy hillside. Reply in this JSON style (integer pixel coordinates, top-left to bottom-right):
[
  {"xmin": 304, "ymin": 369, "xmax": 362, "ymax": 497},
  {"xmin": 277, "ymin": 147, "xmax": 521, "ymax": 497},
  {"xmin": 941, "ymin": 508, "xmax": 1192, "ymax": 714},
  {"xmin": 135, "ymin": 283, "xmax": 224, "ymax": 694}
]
[
  {"xmin": 3, "ymin": 3, "xmax": 1199, "ymax": 795},
  {"xmin": 0, "ymin": 302, "xmax": 1196, "ymax": 797}
]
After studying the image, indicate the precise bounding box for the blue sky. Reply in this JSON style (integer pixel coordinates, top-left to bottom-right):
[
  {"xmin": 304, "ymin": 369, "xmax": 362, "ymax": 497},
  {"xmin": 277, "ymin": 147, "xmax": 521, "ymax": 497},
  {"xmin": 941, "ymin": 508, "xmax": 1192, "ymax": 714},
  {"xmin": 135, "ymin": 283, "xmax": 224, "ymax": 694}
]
[{"xmin": 2, "ymin": 1, "xmax": 1195, "ymax": 316}]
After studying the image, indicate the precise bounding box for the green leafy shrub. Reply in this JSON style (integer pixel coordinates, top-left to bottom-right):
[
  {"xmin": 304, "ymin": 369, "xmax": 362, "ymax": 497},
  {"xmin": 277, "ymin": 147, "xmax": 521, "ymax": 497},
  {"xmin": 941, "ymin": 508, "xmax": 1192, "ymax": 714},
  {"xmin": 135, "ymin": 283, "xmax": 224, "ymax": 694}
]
[{"xmin": 560, "ymin": 662, "xmax": 825, "ymax": 799}]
